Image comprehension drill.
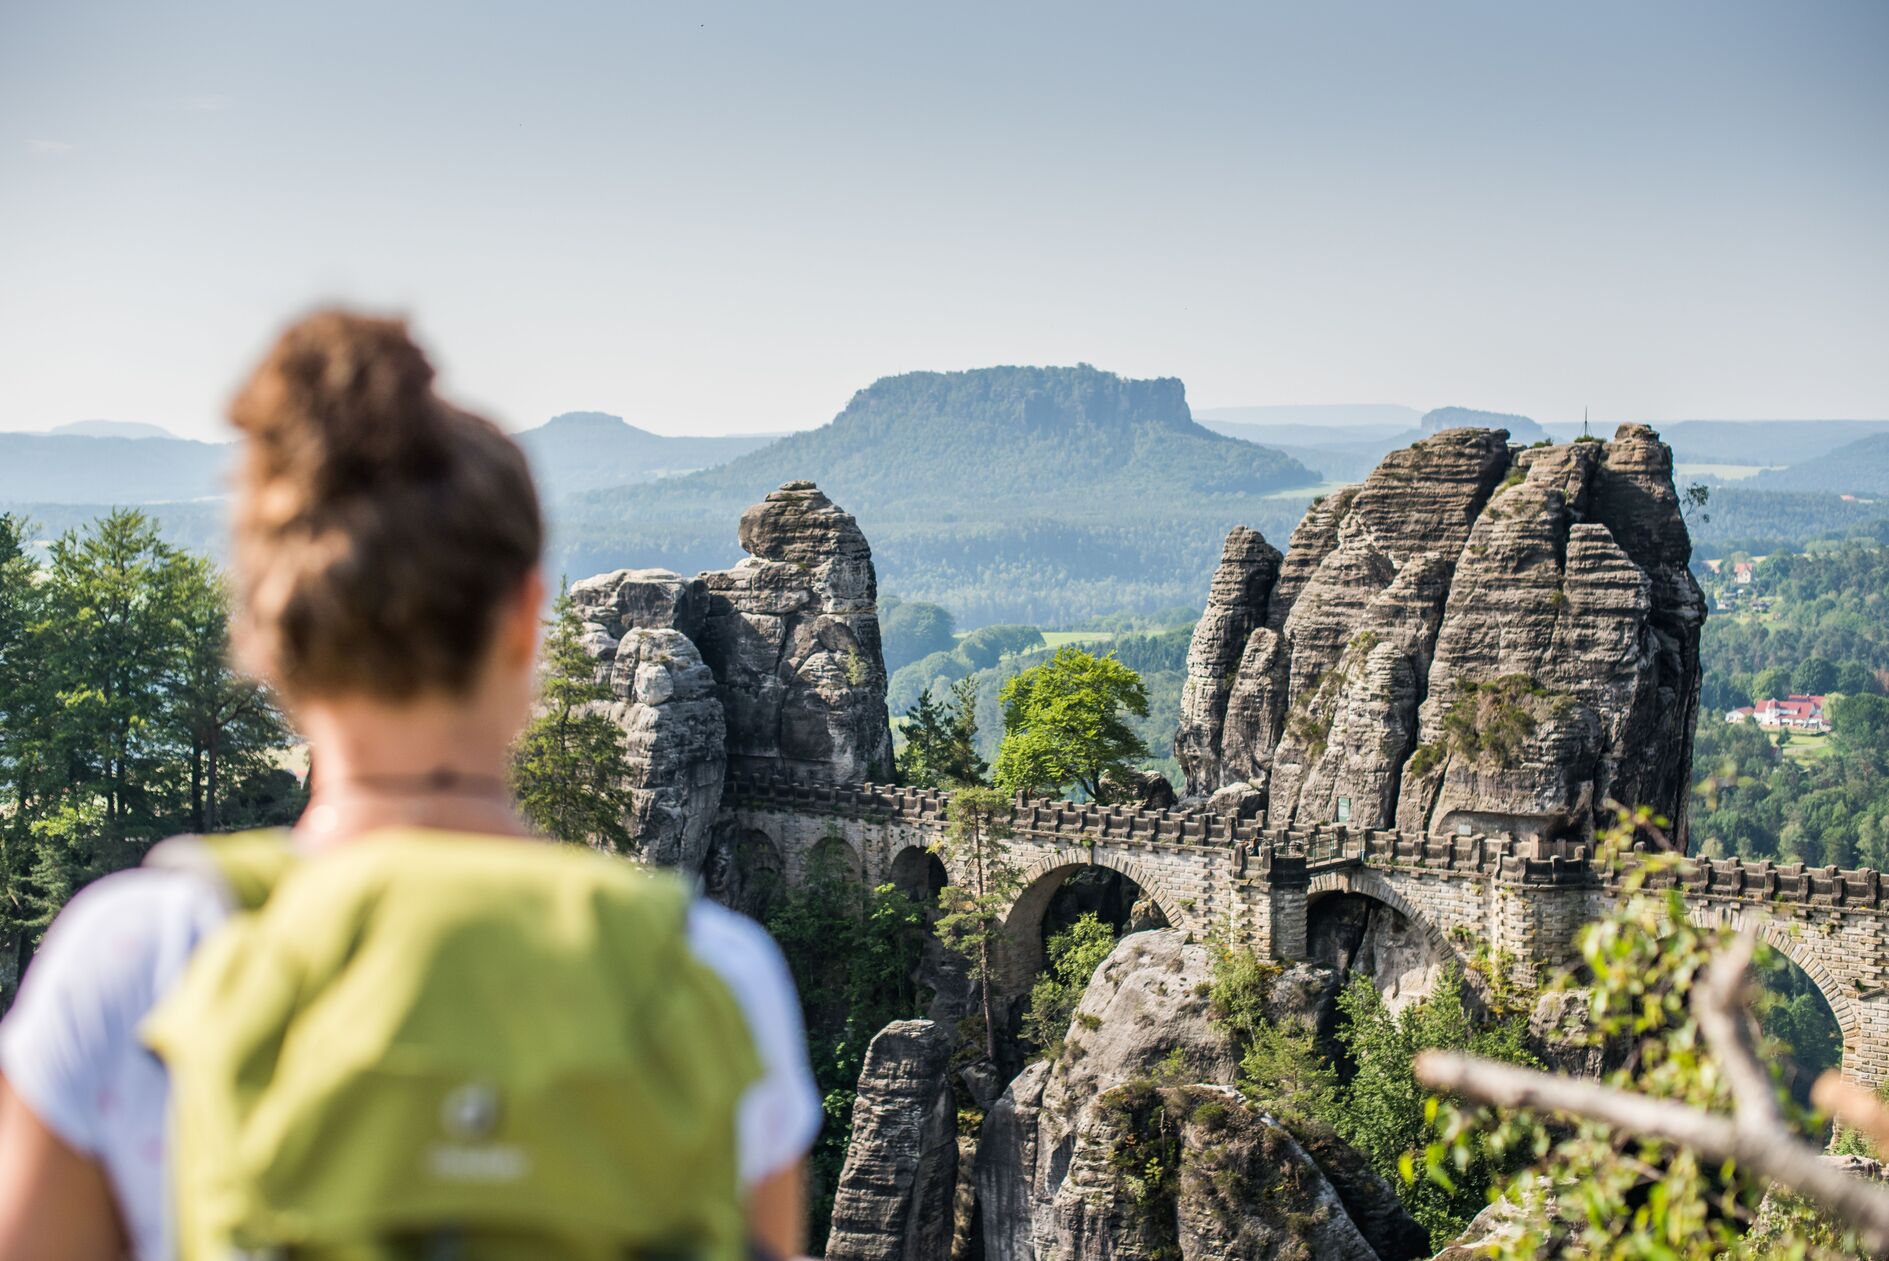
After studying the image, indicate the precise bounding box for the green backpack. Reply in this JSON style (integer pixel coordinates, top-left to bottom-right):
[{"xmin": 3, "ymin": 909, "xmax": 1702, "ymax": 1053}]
[{"xmin": 140, "ymin": 829, "xmax": 762, "ymax": 1261}]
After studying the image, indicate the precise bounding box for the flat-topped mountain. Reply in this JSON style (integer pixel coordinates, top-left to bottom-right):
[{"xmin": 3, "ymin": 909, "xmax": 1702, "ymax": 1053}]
[
  {"xmin": 583, "ymin": 365, "xmax": 1314, "ymax": 512},
  {"xmin": 558, "ymin": 365, "xmax": 1320, "ymax": 624}
]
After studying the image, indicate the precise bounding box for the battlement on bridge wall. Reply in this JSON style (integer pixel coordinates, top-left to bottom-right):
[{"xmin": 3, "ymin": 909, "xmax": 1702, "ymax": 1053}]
[
  {"xmin": 725, "ymin": 774, "xmax": 1889, "ymax": 913},
  {"xmin": 725, "ymin": 773, "xmax": 1593, "ymax": 886}
]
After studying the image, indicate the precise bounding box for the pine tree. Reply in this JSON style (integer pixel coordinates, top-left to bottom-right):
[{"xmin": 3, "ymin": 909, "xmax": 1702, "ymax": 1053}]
[
  {"xmin": 168, "ymin": 556, "xmax": 297, "ymax": 833},
  {"xmin": 0, "ymin": 514, "xmax": 54, "ymax": 990},
  {"xmin": 899, "ymin": 676, "xmax": 988, "ymax": 788},
  {"xmin": 511, "ymin": 586, "xmax": 639, "ymax": 852},
  {"xmin": 38, "ymin": 510, "xmax": 194, "ymax": 868},
  {"xmin": 932, "ymin": 785, "xmax": 1022, "ymax": 1064}
]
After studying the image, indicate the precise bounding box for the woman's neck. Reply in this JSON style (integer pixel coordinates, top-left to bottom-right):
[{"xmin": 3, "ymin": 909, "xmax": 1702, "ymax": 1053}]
[{"xmin": 292, "ymin": 692, "xmax": 531, "ymax": 850}]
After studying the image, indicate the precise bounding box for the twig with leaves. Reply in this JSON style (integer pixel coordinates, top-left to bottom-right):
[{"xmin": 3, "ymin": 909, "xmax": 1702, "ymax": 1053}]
[{"xmin": 1416, "ymin": 931, "xmax": 1889, "ymax": 1255}]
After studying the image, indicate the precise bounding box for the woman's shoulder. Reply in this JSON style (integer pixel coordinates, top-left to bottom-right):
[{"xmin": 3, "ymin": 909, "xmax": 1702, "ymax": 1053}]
[{"xmin": 0, "ymin": 861, "xmax": 228, "ymax": 1155}]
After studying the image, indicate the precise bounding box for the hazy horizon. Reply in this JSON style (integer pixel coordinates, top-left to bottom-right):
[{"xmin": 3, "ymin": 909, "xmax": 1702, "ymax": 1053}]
[{"xmin": 3, "ymin": 1, "xmax": 1884, "ymax": 441}]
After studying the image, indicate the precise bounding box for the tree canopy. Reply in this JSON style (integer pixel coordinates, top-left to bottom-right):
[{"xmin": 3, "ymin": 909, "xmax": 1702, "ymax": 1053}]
[
  {"xmin": 993, "ymin": 647, "xmax": 1150, "ymax": 800},
  {"xmin": 511, "ymin": 586, "xmax": 639, "ymax": 851}
]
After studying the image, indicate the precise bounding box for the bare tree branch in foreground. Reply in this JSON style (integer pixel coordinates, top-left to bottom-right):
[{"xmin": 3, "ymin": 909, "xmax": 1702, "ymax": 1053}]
[{"xmin": 1415, "ymin": 932, "xmax": 1889, "ymax": 1256}]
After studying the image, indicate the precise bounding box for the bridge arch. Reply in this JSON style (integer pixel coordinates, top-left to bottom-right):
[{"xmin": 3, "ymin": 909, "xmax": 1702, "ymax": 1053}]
[
  {"xmin": 802, "ymin": 829, "xmax": 864, "ymax": 884},
  {"xmin": 993, "ymin": 849, "xmax": 1193, "ymax": 995},
  {"xmin": 887, "ymin": 843, "xmax": 948, "ymax": 908},
  {"xmin": 1305, "ymin": 869, "xmax": 1457, "ymax": 961},
  {"xmin": 1685, "ymin": 903, "xmax": 1861, "ymax": 1058},
  {"xmin": 1305, "ymin": 868, "xmax": 1465, "ymax": 1009}
]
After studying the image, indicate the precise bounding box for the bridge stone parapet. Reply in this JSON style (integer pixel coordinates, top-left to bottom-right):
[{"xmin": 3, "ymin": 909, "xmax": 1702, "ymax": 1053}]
[{"xmin": 718, "ymin": 776, "xmax": 1889, "ymax": 1086}]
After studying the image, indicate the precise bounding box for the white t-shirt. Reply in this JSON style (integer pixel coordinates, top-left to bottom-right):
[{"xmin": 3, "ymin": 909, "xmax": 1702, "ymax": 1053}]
[{"xmin": 0, "ymin": 863, "xmax": 824, "ymax": 1261}]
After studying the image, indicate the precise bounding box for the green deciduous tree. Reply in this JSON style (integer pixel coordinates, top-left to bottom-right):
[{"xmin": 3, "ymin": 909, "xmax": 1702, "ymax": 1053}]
[
  {"xmin": 932, "ymin": 785, "xmax": 1022, "ymax": 1064},
  {"xmin": 511, "ymin": 586, "xmax": 638, "ymax": 851},
  {"xmin": 993, "ymin": 646, "xmax": 1149, "ymax": 799},
  {"xmin": 898, "ymin": 677, "xmax": 987, "ymax": 788},
  {"xmin": 1793, "ymin": 656, "xmax": 1838, "ymax": 695}
]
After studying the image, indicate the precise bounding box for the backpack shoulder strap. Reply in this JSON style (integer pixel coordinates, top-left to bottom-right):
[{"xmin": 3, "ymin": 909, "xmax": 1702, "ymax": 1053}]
[{"xmin": 144, "ymin": 829, "xmax": 297, "ymax": 912}]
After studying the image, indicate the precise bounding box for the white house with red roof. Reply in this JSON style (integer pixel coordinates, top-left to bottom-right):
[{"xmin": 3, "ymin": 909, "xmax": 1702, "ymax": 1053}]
[{"xmin": 1727, "ymin": 694, "xmax": 1830, "ymax": 733}]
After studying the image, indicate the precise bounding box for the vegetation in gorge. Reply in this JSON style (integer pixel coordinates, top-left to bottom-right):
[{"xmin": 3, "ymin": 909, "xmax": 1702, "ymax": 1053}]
[
  {"xmin": 1206, "ymin": 943, "xmax": 1537, "ymax": 1246},
  {"xmin": 511, "ymin": 586, "xmax": 639, "ymax": 851},
  {"xmin": 1021, "ymin": 911, "xmax": 1118, "ymax": 1055},
  {"xmin": 762, "ymin": 846, "xmax": 929, "ymax": 1252},
  {"xmin": 932, "ymin": 786, "xmax": 1023, "ymax": 1064}
]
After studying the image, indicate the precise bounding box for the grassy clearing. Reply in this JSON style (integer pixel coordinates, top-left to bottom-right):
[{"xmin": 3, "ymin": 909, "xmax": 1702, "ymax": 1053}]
[
  {"xmin": 1770, "ymin": 729, "xmax": 1834, "ymax": 764},
  {"xmin": 1040, "ymin": 630, "xmax": 1117, "ymax": 649}
]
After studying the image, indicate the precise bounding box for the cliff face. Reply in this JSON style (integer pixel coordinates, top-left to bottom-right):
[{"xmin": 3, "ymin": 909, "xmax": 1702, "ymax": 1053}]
[
  {"xmin": 1176, "ymin": 426, "xmax": 1704, "ymax": 847},
  {"xmin": 569, "ymin": 481, "xmax": 895, "ymax": 870}
]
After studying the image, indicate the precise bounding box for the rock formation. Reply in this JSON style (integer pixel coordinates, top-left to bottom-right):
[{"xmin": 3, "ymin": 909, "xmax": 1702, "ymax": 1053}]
[
  {"xmin": 570, "ymin": 483, "xmax": 895, "ymax": 871},
  {"xmin": 978, "ymin": 930, "xmax": 1426, "ymax": 1261},
  {"xmin": 1175, "ymin": 425, "xmax": 1705, "ymax": 848},
  {"xmin": 827, "ymin": 1020, "xmax": 960, "ymax": 1261},
  {"xmin": 698, "ymin": 481, "xmax": 895, "ymax": 784},
  {"xmin": 569, "ymin": 573, "xmax": 724, "ymax": 870}
]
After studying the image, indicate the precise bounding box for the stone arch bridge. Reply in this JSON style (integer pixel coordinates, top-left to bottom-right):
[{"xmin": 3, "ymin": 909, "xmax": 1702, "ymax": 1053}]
[{"xmin": 723, "ymin": 775, "xmax": 1889, "ymax": 1086}]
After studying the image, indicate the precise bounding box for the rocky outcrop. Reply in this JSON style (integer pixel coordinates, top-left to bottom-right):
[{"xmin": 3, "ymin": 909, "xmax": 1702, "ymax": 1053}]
[
  {"xmin": 1100, "ymin": 767, "xmax": 1180, "ymax": 810},
  {"xmin": 1175, "ymin": 426, "xmax": 1705, "ymax": 848},
  {"xmin": 697, "ymin": 482, "xmax": 895, "ymax": 784},
  {"xmin": 568, "ymin": 574, "xmax": 725, "ymax": 869},
  {"xmin": 600, "ymin": 629, "xmax": 727, "ymax": 870},
  {"xmin": 978, "ymin": 930, "xmax": 1426, "ymax": 1261},
  {"xmin": 828, "ymin": 1020, "xmax": 960, "ymax": 1261},
  {"xmin": 1175, "ymin": 527, "xmax": 1282, "ymax": 795},
  {"xmin": 570, "ymin": 483, "xmax": 896, "ymax": 870}
]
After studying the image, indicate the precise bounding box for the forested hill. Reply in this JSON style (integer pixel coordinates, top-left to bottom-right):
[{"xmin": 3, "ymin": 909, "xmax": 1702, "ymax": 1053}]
[
  {"xmin": 553, "ymin": 365, "xmax": 1321, "ymax": 625},
  {"xmin": 1751, "ymin": 432, "xmax": 1889, "ymax": 497}
]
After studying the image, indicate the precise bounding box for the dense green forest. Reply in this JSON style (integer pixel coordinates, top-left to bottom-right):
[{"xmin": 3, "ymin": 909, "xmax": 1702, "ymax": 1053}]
[
  {"xmin": 0, "ymin": 510, "xmax": 303, "ymax": 999},
  {"xmin": 1689, "ymin": 543, "xmax": 1889, "ymax": 869},
  {"xmin": 1688, "ymin": 489, "xmax": 1889, "ymax": 559}
]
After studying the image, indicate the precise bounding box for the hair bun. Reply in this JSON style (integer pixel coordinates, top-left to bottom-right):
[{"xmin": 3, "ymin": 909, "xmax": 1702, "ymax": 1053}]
[{"xmin": 230, "ymin": 310, "xmax": 453, "ymax": 513}]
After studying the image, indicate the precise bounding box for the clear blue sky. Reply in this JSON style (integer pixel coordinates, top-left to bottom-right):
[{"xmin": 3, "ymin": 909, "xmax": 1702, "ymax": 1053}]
[{"xmin": 2, "ymin": 1, "xmax": 1884, "ymax": 440}]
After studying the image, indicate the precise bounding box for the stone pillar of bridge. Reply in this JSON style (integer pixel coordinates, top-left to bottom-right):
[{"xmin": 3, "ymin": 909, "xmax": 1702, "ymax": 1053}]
[
  {"xmin": 1844, "ymin": 993, "xmax": 1889, "ymax": 1090},
  {"xmin": 1246, "ymin": 846, "xmax": 1310, "ymax": 960},
  {"xmin": 1488, "ymin": 859, "xmax": 1603, "ymax": 991}
]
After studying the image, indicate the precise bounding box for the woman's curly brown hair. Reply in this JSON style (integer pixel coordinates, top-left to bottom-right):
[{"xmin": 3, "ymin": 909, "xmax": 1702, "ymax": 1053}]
[{"xmin": 228, "ymin": 310, "xmax": 542, "ymax": 699}]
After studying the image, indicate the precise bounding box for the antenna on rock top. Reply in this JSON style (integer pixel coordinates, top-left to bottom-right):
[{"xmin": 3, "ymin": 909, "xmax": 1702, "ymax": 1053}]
[{"xmin": 1583, "ymin": 406, "xmax": 1590, "ymax": 440}]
